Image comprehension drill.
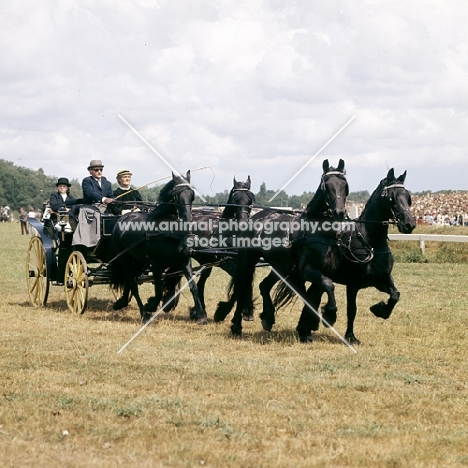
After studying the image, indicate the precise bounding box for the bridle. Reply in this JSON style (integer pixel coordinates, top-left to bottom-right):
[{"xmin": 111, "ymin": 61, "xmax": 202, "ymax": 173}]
[
  {"xmin": 380, "ymin": 183, "xmax": 411, "ymax": 226},
  {"xmin": 169, "ymin": 183, "xmax": 194, "ymax": 220},
  {"xmin": 319, "ymin": 171, "xmax": 348, "ymax": 217},
  {"xmin": 230, "ymin": 187, "xmax": 254, "ymax": 220}
]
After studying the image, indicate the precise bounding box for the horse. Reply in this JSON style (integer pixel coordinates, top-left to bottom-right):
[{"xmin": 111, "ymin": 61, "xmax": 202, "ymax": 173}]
[
  {"xmin": 159, "ymin": 176, "xmax": 256, "ymax": 319},
  {"xmin": 110, "ymin": 171, "xmax": 207, "ymax": 324},
  {"xmin": 274, "ymin": 168, "xmax": 416, "ymax": 344},
  {"xmin": 190, "ymin": 176, "xmax": 255, "ymax": 313},
  {"xmin": 230, "ymin": 159, "xmax": 349, "ymax": 338}
]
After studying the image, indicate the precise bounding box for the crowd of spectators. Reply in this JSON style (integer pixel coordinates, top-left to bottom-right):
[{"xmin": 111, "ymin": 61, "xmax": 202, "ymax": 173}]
[{"xmin": 347, "ymin": 192, "xmax": 468, "ymax": 226}]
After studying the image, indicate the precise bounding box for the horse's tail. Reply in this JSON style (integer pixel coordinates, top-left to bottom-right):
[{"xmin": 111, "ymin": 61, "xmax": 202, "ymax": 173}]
[
  {"xmin": 214, "ymin": 275, "xmax": 236, "ymax": 322},
  {"xmin": 273, "ymin": 270, "xmax": 302, "ymax": 310},
  {"xmin": 110, "ymin": 255, "xmax": 127, "ymax": 292}
]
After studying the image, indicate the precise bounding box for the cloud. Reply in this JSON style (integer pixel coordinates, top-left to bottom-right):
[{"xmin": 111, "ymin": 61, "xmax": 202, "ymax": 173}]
[{"xmin": 0, "ymin": 0, "xmax": 467, "ymax": 196}]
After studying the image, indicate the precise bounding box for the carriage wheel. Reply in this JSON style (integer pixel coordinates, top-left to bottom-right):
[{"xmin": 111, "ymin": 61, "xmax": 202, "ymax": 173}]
[
  {"xmin": 65, "ymin": 251, "xmax": 89, "ymax": 314},
  {"xmin": 26, "ymin": 237, "xmax": 50, "ymax": 307}
]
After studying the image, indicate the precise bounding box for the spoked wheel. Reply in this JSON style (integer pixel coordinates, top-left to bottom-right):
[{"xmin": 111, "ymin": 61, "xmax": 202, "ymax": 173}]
[
  {"xmin": 65, "ymin": 251, "xmax": 89, "ymax": 314},
  {"xmin": 26, "ymin": 237, "xmax": 50, "ymax": 307}
]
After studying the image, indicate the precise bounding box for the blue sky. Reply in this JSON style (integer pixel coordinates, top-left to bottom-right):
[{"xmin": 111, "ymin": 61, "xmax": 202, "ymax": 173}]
[{"xmin": 1, "ymin": 0, "xmax": 466, "ymax": 196}]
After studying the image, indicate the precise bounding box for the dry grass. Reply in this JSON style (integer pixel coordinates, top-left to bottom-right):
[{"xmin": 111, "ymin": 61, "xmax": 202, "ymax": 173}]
[{"xmin": 1, "ymin": 222, "xmax": 468, "ymax": 467}]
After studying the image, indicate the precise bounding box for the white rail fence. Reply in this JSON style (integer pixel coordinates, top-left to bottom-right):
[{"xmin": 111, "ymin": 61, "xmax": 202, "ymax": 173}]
[{"xmin": 388, "ymin": 234, "xmax": 468, "ymax": 254}]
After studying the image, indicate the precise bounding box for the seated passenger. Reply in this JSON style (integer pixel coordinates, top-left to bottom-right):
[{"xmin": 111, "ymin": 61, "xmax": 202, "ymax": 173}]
[
  {"xmin": 112, "ymin": 169, "xmax": 143, "ymax": 215},
  {"xmin": 72, "ymin": 160, "xmax": 115, "ymax": 252},
  {"xmin": 49, "ymin": 177, "xmax": 77, "ymax": 232}
]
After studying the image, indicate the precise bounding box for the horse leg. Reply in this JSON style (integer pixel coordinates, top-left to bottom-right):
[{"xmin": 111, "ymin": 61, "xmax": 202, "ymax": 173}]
[
  {"xmin": 296, "ymin": 265, "xmax": 337, "ymax": 342},
  {"xmin": 144, "ymin": 267, "xmax": 164, "ymax": 320},
  {"xmin": 295, "ymin": 282, "xmax": 324, "ymax": 343},
  {"xmin": 300, "ymin": 283, "xmax": 325, "ymax": 330},
  {"xmin": 369, "ymin": 275, "xmax": 400, "ymax": 319},
  {"xmin": 126, "ymin": 277, "xmax": 149, "ymax": 323},
  {"xmin": 183, "ymin": 262, "xmax": 208, "ymax": 325},
  {"xmin": 345, "ymin": 285, "xmax": 360, "ymax": 345},
  {"xmin": 191, "ymin": 265, "xmax": 211, "ymax": 316},
  {"xmin": 213, "ymin": 287, "xmax": 236, "ymax": 322},
  {"xmin": 213, "ymin": 259, "xmax": 237, "ymax": 322},
  {"xmin": 113, "ymin": 283, "xmax": 131, "ymax": 311},
  {"xmin": 231, "ymin": 251, "xmax": 257, "ymax": 335},
  {"xmin": 259, "ymin": 271, "xmax": 279, "ymax": 332}
]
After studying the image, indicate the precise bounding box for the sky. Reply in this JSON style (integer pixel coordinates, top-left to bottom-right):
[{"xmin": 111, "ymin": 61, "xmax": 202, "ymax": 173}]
[{"xmin": 1, "ymin": 0, "xmax": 467, "ymax": 198}]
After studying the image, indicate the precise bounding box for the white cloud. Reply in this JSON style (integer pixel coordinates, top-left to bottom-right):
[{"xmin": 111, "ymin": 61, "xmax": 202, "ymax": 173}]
[{"xmin": 0, "ymin": 0, "xmax": 467, "ymax": 196}]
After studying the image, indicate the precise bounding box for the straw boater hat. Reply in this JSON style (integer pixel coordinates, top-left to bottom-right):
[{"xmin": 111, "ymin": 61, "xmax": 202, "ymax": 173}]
[
  {"xmin": 56, "ymin": 177, "xmax": 71, "ymax": 187},
  {"xmin": 116, "ymin": 169, "xmax": 132, "ymax": 179},
  {"xmin": 87, "ymin": 159, "xmax": 104, "ymax": 170}
]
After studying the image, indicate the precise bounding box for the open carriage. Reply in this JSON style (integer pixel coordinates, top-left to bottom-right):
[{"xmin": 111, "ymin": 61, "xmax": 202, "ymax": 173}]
[{"xmin": 26, "ymin": 207, "xmax": 153, "ymax": 315}]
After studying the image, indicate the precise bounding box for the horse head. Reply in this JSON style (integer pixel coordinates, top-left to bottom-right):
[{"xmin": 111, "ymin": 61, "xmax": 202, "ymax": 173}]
[
  {"xmin": 157, "ymin": 171, "xmax": 195, "ymax": 222},
  {"xmin": 379, "ymin": 169, "xmax": 416, "ymax": 234},
  {"xmin": 307, "ymin": 159, "xmax": 348, "ymax": 220},
  {"xmin": 222, "ymin": 175, "xmax": 255, "ymax": 221}
]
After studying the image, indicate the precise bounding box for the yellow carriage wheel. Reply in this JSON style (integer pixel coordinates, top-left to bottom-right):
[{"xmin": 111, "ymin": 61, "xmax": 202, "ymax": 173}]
[
  {"xmin": 64, "ymin": 251, "xmax": 89, "ymax": 314},
  {"xmin": 26, "ymin": 237, "xmax": 50, "ymax": 307}
]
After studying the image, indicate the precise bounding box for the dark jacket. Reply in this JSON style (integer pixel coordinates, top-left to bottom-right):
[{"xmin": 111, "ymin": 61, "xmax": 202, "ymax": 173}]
[
  {"xmin": 82, "ymin": 176, "xmax": 114, "ymax": 204},
  {"xmin": 112, "ymin": 187, "xmax": 143, "ymax": 215},
  {"xmin": 49, "ymin": 192, "xmax": 77, "ymax": 212}
]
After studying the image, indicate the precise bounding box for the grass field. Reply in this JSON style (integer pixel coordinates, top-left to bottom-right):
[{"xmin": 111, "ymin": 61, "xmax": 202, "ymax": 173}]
[{"xmin": 1, "ymin": 221, "xmax": 468, "ymax": 467}]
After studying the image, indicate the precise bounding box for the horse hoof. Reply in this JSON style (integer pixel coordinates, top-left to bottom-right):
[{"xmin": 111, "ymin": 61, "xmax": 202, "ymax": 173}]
[
  {"xmin": 214, "ymin": 302, "xmax": 231, "ymax": 322},
  {"xmin": 242, "ymin": 314, "xmax": 254, "ymax": 322},
  {"xmin": 299, "ymin": 334, "xmax": 313, "ymax": 343},
  {"xmin": 145, "ymin": 297, "xmax": 158, "ymax": 313},
  {"xmin": 261, "ymin": 319, "xmax": 273, "ymax": 332},
  {"xmin": 230, "ymin": 324, "xmax": 242, "ymax": 336},
  {"xmin": 370, "ymin": 302, "xmax": 391, "ymax": 319},
  {"xmin": 141, "ymin": 313, "xmax": 152, "ymax": 324},
  {"xmin": 196, "ymin": 317, "xmax": 208, "ymax": 325},
  {"xmin": 321, "ymin": 307, "xmax": 337, "ymax": 327},
  {"xmin": 113, "ymin": 298, "xmax": 128, "ymax": 311},
  {"xmin": 345, "ymin": 334, "xmax": 361, "ymax": 345},
  {"xmin": 213, "ymin": 312, "xmax": 226, "ymax": 323}
]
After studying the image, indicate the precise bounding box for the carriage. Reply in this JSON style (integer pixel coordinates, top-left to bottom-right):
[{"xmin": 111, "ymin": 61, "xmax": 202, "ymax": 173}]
[{"xmin": 25, "ymin": 208, "xmax": 153, "ymax": 315}]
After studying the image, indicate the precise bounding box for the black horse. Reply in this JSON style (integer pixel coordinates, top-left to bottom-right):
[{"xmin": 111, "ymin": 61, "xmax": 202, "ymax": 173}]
[
  {"xmin": 230, "ymin": 159, "xmax": 349, "ymax": 338},
  {"xmin": 275, "ymin": 168, "xmax": 416, "ymax": 344},
  {"xmin": 190, "ymin": 176, "xmax": 255, "ymax": 313},
  {"xmin": 159, "ymin": 176, "xmax": 256, "ymax": 319},
  {"xmin": 110, "ymin": 171, "xmax": 207, "ymax": 324}
]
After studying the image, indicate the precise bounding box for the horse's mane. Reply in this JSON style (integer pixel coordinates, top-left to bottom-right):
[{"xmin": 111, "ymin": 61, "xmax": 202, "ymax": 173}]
[{"xmin": 359, "ymin": 175, "xmax": 393, "ymax": 219}]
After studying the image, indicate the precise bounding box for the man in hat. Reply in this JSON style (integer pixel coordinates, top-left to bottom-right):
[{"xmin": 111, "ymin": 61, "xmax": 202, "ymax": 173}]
[
  {"xmin": 112, "ymin": 169, "xmax": 143, "ymax": 215},
  {"xmin": 82, "ymin": 160, "xmax": 115, "ymax": 204},
  {"xmin": 72, "ymin": 160, "xmax": 115, "ymax": 252}
]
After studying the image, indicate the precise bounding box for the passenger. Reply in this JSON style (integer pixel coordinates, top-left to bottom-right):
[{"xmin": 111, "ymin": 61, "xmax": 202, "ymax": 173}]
[
  {"xmin": 113, "ymin": 169, "xmax": 143, "ymax": 215},
  {"xmin": 72, "ymin": 160, "xmax": 115, "ymax": 254},
  {"xmin": 49, "ymin": 177, "xmax": 77, "ymax": 232}
]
